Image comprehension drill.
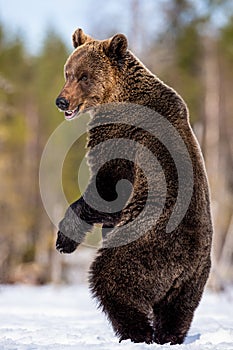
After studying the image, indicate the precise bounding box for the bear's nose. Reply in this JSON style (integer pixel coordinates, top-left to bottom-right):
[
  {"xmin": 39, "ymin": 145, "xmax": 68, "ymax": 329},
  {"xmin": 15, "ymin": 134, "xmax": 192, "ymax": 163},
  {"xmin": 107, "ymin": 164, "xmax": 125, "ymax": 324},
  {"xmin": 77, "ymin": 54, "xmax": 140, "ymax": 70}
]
[{"xmin": 56, "ymin": 97, "xmax": 69, "ymax": 110}]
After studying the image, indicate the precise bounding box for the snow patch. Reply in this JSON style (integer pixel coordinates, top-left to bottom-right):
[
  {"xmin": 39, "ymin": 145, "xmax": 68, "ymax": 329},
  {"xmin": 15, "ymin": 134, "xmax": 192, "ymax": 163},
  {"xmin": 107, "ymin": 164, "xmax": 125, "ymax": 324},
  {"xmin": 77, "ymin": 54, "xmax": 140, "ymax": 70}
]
[
  {"xmin": 199, "ymin": 328, "xmax": 233, "ymax": 345},
  {"xmin": 0, "ymin": 285, "xmax": 232, "ymax": 350}
]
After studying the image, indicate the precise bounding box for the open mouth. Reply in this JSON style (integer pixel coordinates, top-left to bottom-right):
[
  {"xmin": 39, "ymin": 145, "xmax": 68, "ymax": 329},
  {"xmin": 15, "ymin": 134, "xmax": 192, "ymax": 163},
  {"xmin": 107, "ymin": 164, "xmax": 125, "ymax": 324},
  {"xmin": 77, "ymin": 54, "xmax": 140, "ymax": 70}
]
[{"xmin": 64, "ymin": 105, "xmax": 82, "ymax": 120}]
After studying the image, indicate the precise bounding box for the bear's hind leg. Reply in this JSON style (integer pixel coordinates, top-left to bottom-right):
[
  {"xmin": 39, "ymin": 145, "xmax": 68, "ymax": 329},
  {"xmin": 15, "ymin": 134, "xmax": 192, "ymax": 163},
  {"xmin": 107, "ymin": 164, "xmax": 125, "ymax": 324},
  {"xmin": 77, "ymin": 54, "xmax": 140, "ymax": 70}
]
[
  {"xmin": 153, "ymin": 264, "xmax": 210, "ymax": 345},
  {"xmin": 153, "ymin": 297, "xmax": 193, "ymax": 345},
  {"xmin": 102, "ymin": 300, "xmax": 154, "ymax": 344}
]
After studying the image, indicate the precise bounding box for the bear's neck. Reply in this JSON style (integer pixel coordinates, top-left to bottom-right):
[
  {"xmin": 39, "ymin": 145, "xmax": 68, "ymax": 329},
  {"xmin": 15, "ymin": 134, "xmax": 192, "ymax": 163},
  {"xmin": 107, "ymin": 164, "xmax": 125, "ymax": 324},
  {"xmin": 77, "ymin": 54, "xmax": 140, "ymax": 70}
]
[{"xmin": 116, "ymin": 52, "xmax": 188, "ymax": 123}]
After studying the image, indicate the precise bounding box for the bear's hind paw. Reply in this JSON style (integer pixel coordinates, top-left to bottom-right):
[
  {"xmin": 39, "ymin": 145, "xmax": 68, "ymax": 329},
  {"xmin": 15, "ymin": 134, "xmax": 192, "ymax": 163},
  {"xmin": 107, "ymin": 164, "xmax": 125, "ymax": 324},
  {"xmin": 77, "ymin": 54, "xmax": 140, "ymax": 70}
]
[{"xmin": 119, "ymin": 330, "xmax": 154, "ymax": 344}]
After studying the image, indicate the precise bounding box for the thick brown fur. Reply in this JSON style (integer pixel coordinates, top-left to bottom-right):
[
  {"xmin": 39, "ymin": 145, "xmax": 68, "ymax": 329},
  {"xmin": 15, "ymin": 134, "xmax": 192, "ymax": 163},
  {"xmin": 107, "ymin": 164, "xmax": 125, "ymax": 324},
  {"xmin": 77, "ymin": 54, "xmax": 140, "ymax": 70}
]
[{"xmin": 56, "ymin": 29, "xmax": 213, "ymax": 345}]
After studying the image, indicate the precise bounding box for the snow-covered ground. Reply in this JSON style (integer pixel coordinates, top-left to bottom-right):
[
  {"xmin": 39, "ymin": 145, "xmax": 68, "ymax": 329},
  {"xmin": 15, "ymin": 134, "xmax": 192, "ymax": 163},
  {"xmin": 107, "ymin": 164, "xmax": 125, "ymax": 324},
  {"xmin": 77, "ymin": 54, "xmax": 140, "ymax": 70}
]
[{"xmin": 0, "ymin": 284, "xmax": 232, "ymax": 350}]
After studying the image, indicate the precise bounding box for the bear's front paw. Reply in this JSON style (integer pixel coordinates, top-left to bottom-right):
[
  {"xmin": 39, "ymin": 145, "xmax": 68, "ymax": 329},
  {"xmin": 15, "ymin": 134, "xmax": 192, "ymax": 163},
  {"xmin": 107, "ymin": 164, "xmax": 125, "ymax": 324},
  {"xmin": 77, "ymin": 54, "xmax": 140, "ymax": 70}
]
[{"xmin": 56, "ymin": 231, "xmax": 79, "ymax": 254}]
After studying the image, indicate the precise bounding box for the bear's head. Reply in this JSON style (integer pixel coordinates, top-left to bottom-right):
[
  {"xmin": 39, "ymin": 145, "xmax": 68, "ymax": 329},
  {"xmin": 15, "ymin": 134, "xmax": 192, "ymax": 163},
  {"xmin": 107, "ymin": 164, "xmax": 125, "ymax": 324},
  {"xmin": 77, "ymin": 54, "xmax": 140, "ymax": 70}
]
[{"xmin": 56, "ymin": 28, "xmax": 128, "ymax": 120}]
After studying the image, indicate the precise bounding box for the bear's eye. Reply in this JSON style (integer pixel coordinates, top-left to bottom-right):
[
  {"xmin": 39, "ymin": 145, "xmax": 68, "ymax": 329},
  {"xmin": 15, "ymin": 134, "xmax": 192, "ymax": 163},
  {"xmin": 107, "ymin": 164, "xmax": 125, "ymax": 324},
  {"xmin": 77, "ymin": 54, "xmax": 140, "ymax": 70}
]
[{"xmin": 80, "ymin": 74, "xmax": 88, "ymax": 82}]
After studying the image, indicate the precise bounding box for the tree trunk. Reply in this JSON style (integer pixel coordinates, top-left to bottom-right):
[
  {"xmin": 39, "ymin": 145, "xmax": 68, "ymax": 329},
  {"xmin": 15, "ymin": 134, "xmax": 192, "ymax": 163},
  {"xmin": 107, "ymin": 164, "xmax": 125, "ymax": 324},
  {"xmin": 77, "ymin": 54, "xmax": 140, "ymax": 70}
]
[{"xmin": 201, "ymin": 37, "xmax": 222, "ymax": 289}]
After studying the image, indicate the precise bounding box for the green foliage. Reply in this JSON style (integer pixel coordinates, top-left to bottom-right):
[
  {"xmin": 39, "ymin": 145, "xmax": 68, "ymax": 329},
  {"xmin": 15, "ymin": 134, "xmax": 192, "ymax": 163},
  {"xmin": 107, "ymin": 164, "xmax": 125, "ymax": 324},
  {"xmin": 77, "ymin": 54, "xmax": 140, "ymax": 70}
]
[
  {"xmin": 152, "ymin": 0, "xmax": 220, "ymax": 124},
  {"xmin": 219, "ymin": 16, "xmax": 233, "ymax": 63},
  {"xmin": 22, "ymin": 245, "xmax": 36, "ymax": 263},
  {"xmin": 175, "ymin": 23, "xmax": 203, "ymax": 123},
  {"xmin": 176, "ymin": 24, "xmax": 201, "ymax": 73},
  {"xmin": 0, "ymin": 0, "xmax": 233, "ymax": 283},
  {"xmin": 0, "ymin": 24, "xmax": 73, "ymax": 282},
  {"xmin": 34, "ymin": 29, "xmax": 69, "ymax": 133}
]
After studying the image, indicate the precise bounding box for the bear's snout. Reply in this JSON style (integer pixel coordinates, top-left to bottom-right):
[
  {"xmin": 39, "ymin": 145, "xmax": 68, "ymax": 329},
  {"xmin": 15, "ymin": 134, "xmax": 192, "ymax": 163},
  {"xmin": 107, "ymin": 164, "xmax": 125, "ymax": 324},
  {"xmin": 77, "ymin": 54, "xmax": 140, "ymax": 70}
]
[{"xmin": 55, "ymin": 96, "xmax": 69, "ymax": 111}]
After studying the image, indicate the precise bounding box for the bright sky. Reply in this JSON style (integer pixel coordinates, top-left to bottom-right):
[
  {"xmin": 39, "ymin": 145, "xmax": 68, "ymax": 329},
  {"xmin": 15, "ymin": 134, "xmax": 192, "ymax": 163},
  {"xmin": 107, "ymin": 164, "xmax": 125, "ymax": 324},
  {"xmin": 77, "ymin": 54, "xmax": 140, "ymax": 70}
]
[
  {"xmin": 0, "ymin": 0, "xmax": 165, "ymax": 55},
  {"xmin": 0, "ymin": 0, "xmax": 96, "ymax": 53},
  {"xmin": 0, "ymin": 0, "xmax": 231, "ymax": 55}
]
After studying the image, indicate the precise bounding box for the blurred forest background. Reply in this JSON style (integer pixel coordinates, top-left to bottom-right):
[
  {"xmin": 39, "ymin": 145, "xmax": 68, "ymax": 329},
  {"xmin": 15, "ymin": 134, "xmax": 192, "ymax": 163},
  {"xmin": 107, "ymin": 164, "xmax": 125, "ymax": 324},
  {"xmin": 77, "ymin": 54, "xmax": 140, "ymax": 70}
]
[{"xmin": 0, "ymin": 0, "xmax": 232, "ymax": 289}]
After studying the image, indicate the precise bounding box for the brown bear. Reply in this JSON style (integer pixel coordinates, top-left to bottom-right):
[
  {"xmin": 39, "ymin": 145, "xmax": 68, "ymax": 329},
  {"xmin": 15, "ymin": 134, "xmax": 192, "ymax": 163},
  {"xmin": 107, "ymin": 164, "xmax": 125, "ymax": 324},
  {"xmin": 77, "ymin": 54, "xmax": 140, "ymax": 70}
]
[{"xmin": 55, "ymin": 28, "xmax": 213, "ymax": 345}]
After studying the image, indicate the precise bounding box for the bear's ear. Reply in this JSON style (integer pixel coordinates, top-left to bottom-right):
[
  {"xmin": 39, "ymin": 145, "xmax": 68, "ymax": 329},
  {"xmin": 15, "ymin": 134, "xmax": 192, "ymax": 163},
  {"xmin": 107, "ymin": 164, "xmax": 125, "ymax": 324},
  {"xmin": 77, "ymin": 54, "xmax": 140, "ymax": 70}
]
[
  {"xmin": 72, "ymin": 28, "xmax": 93, "ymax": 48},
  {"xmin": 104, "ymin": 34, "xmax": 128, "ymax": 59}
]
